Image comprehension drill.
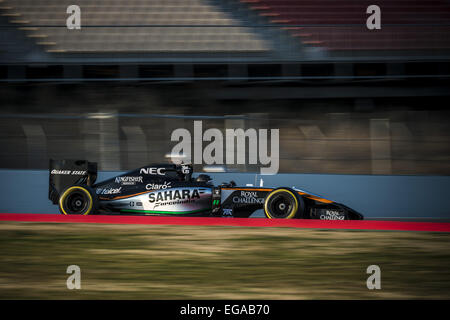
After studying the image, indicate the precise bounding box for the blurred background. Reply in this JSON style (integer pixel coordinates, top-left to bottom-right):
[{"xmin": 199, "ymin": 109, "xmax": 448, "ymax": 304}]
[
  {"xmin": 2, "ymin": 2, "xmax": 450, "ymax": 301},
  {"xmin": 0, "ymin": 0, "xmax": 449, "ymax": 175}
]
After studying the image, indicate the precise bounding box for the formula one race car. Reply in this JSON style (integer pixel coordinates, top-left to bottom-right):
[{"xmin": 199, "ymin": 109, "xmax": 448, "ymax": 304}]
[{"xmin": 49, "ymin": 159, "xmax": 363, "ymax": 220}]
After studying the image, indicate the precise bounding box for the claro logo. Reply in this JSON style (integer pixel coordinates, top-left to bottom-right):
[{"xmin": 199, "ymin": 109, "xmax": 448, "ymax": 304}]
[
  {"xmin": 140, "ymin": 167, "xmax": 166, "ymax": 175},
  {"xmin": 145, "ymin": 181, "xmax": 171, "ymax": 190}
]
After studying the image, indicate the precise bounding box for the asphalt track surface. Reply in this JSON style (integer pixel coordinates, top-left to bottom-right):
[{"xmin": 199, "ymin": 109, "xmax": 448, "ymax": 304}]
[{"xmin": 1, "ymin": 213, "xmax": 450, "ymax": 232}]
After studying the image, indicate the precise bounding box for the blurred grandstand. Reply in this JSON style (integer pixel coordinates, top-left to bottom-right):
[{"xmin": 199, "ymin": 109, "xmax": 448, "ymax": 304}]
[
  {"xmin": 2, "ymin": 0, "xmax": 450, "ymax": 65},
  {"xmin": 0, "ymin": 0, "xmax": 449, "ymax": 174}
]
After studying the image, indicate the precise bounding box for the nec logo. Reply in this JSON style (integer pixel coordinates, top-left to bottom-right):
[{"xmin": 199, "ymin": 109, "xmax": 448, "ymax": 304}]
[{"xmin": 140, "ymin": 167, "xmax": 166, "ymax": 175}]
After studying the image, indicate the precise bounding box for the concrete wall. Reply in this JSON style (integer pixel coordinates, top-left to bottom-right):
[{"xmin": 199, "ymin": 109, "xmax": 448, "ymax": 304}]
[{"xmin": 0, "ymin": 170, "xmax": 449, "ymax": 219}]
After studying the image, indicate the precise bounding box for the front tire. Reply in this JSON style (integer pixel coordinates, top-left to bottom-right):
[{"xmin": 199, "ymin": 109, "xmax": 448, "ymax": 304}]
[
  {"xmin": 264, "ymin": 188, "xmax": 304, "ymax": 219},
  {"xmin": 58, "ymin": 185, "xmax": 98, "ymax": 215}
]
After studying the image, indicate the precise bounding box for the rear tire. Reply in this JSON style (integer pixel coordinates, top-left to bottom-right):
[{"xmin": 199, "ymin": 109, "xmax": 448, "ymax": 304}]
[
  {"xmin": 58, "ymin": 185, "xmax": 98, "ymax": 215},
  {"xmin": 264, "ymin": 188, "xmax": 304, "ymax": 219}
]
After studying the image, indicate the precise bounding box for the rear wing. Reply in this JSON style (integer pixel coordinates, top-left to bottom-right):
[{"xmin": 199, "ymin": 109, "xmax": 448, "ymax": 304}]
[{"xmin": 49, "ymin": 159, "xmax": 97, "ymax": 204}]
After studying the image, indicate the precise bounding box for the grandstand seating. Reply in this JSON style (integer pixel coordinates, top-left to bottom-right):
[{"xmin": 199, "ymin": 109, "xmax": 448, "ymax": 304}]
[
  {"xmin": 0, "ymin": 0, "xmax": 269, "ymax": 53},
  {"xmin": 1, "ymin": 0, "xmax": 450, "ymax": 56},
  {"xmin": 242, "ymin": 0, "xmax": 450, "ymax": 51}
]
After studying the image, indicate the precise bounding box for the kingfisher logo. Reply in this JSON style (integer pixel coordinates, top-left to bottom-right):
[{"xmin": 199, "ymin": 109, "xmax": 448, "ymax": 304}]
[{"xmin": 115, "ymin": 176, "xmax": 143, "ymax": 185}]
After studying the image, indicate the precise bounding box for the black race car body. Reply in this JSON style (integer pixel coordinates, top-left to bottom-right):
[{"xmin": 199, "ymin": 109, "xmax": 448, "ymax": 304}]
[{"xmin": 49, "ymin": 159, "xmax": 363, "ymax": 220}]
